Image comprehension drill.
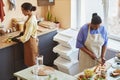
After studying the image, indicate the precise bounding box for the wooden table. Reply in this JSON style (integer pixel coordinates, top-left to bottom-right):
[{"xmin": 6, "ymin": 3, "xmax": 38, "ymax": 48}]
[{"xmin": 14, "ymin": 65, "xmax": 77, "ymax": 80}]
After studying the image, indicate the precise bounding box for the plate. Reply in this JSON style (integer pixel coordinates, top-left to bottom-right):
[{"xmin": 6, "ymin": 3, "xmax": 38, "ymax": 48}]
[
  {"xmin": 114, "ymin": 57, "xmax": 120, "ymax": 62},
  {"xmin": 31, "ymin": 65, "xmax": 55, "ymax": 76},
  {"xmin": 112, "ymin": 63, "xmax": 120, "ymax": 69}
]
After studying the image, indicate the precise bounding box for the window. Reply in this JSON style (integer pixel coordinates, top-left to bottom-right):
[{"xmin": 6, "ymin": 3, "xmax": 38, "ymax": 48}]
[
  {"xmin": 71, "ymin": 0, "xmax": 77, "ymax": 29},
  {"xmin": 71, "ymin": 0, "xmax": 104, "ymax": 29},
  {"xmin": 107, "ymin": 0, "xmax": 120, "ymax": 40},
  {"xmin": 71, "ymin": 0, "xmax": 120, "ymax": 40}
]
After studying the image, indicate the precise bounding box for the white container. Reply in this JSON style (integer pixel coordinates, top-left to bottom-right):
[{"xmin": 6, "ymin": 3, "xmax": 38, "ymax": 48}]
[
  {"xmin": 53, "ymin": 44, "xmax": 79, "ymax": 61},
  {"xmin": 53, "ymin": 33, "xmax": 76, "ymax": 48},
  {"xmin": 59, "ymin": 28, "xmax": 78, "ymax": 38},
  {"xmin": 54, "ymin": 57, "xmax": 80, "ymax": 76},
  {"xmin": 53, "ymin": 28, "xmax": 78, "ymax": 48}
]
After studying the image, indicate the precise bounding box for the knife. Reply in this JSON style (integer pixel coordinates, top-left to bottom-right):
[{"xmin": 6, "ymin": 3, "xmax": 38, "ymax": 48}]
[{"xmin": 95, "ymin": 58, "xmax": 102, "ymax": 64}]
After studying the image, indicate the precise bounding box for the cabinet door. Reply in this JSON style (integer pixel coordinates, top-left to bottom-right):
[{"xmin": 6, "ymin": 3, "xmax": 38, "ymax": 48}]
[
  {"xmin": 38, "ymin": 30, "xmax": 58, "ymax": 66},
  {"xmin": 0, "ymin": 46, "xmax": 14, "ymax": 80},
  {"xmin": 38, "ymin": 31, "xmax": 57, "ymax": 50},
  {"xmin": 14, "ymin": 43, "xmax": 26, "ymax": 72}
]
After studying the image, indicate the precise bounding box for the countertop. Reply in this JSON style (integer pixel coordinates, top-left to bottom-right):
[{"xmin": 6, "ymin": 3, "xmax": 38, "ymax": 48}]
[
  {"xmin": 14, "ymin": 65, "xmax": 77, "ymax": 80},
  {"xmin": 0, "ymin": 27, "xmax": 57, "ymax": 49}
]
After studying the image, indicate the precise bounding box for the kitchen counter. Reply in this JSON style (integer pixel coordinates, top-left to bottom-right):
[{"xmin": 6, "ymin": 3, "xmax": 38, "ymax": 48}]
[{"xmin": 0, "ymin": 27, "xmax": 57, "ymax": 49}]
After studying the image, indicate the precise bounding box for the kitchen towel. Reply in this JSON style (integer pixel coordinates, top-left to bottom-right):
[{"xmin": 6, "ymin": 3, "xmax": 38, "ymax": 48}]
[{"xmin": 0, "ymin": 0, "xmax": 5, "ymax": 22}]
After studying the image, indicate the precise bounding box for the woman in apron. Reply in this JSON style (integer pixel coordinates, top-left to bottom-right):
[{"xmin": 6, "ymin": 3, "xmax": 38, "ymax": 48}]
[
  {"xmin": 12, "ymin": 2, "xmax": 38, "ymax": 67},
  {"xmin": 76, "ymin": 13, "xmax": 108, "ymax": 72}
]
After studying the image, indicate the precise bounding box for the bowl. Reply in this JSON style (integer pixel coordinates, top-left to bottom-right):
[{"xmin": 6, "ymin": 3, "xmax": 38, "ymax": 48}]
[{"xmin": 116, "ymin": 53, "xmax": 120, "ymax": 59}]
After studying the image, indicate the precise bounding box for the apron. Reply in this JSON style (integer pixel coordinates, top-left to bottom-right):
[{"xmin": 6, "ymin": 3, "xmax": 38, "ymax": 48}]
[
  {"xmin": 24, "ymin": 37, "xmax": 38, "ymax": 66},
  {"xmin": 23, "ymin": 17, "xmax": 38, "ymax": 67},
  {"xmin": 79, "ymin": 26, "xmax": 104, "ymax": 72}
]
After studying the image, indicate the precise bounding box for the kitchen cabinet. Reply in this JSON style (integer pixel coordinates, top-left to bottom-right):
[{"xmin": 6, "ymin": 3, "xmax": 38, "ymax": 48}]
[
  {"xmin": 0, "ymin": 46, "xmax": 14, "ymax": 80},
  {"xmin": 13, "ymin": 43, "xmax": 26, "ymax": 72},
  {"xmin": 38, "ymin": 30, "xmax": 58, "ymax": 66},
  {"xmin": 0, "ymin": 44, "xmax": 26, "ymax": 80}
]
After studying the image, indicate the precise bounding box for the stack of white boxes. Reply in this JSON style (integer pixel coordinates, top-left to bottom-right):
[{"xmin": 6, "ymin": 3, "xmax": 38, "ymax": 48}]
[{"xmin": 53, "ymin": 28, "xmax": 80, "ymax": 76}]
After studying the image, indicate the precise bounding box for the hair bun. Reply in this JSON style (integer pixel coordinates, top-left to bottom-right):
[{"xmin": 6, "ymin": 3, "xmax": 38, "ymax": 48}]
[
  {"xmin": 91, "ymin": 13, "xmax": 102, "ymax": 24},
  {"xmin": 31, "ymin": 6, "xmax": 36, "ymax": 11},
  {"xmin": 92, "ymin": 13, "xmax": 97, "ymax": 18}
]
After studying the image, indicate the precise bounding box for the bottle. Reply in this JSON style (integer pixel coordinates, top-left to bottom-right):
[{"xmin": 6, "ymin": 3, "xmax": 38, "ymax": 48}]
[{"xmin": 36, "ymin": 55, "xmax": 43, "ymax": 66}]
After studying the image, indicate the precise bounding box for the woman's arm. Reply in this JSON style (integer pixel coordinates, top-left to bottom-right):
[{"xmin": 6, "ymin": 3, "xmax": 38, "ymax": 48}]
[
  {"xmin": 101, "ymin": 26, "xmax": 108, "ymax": 64},
  {"xmin": 80, "ymin": 47, "xmax": 96, "ymax": 60},
  {"xmin": 19, "ymin": 21, "xmax": 33, "ymax": 43},
  {"xmin": 101, "ymin": 46, "xmax": 107, "ymax": 64}
]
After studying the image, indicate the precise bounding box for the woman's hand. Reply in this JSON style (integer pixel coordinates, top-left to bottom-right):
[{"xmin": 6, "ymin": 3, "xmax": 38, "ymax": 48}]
[
  {"xmin": 80, "ymin": 47, "xmax": 97, "ymax": 60},
  {"xmin": 19, "ymin": 32, "xmax": 24, "ymax": 36},
  {"xmin": 101, "ymin": 57, "xmax": 106, "ymax": 65},
  {"xmin": 89, "ymin": 52, "xmax": 97, "ymax": 60},
  {"xmin": 11, "ymin": 37, "xmax": 21, "ymax": 43}
]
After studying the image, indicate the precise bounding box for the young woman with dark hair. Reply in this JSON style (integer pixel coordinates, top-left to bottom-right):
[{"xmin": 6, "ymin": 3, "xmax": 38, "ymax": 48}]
[{"xmin": 12, "ymin": 2, "xmax": 38, "ymax": 67}]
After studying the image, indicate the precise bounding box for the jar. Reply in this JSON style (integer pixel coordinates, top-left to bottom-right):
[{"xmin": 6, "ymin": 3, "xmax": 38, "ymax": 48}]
[
  {"xmin": 18, "ymin": 21, "xmax": 24, "ymax": 32},
  {"xmin": 0, "ymin": 25, "xmax": 6, "ymax": 35},
  {"xmin": 12, "ymin": 27, "xmax": 16, "ymax": 32}
]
